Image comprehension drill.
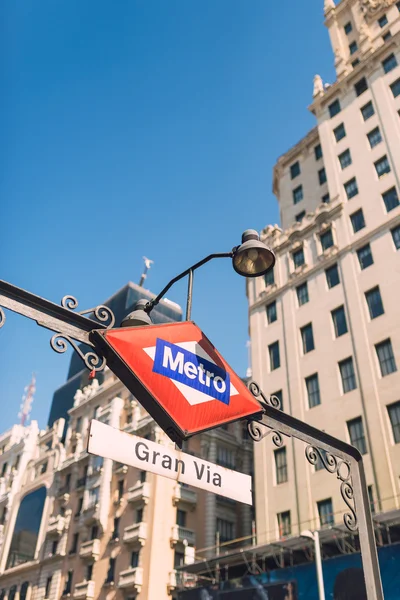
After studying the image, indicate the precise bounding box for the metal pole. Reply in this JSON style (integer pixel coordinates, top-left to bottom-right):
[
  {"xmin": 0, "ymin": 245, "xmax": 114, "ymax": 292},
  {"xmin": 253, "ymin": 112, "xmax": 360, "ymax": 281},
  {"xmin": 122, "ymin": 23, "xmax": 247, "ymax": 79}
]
[
  {"xmin": 314, "ymin": 531, "xmax": 325, "ymax": 600},
  {"xmin": 186, "ymin": 269, "xmax": 193, "ymax": 321}
]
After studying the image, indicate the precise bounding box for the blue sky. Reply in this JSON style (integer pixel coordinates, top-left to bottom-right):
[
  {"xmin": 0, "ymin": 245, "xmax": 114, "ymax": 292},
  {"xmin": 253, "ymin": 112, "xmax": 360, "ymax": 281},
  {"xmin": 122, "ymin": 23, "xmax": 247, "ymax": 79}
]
[{"xmin": 0, "ymin": 0, "xmax": 336, "ymax": 432}]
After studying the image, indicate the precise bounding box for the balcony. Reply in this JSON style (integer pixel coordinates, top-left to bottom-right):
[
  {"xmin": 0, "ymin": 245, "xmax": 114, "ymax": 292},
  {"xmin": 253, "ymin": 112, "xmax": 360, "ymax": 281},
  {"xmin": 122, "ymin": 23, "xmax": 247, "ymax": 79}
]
[
  {"xmin": 127, "ymin": 482, "xmax": 150, "ymax": 504},
  {"xmin": 76, "ymin": 476, "xmax": 87, "ymax": 489},
  {"xmin": 170, "ymin": 525, "xmax": 196, "ymax": 547},
  {"xmin": 79, "ymin": 538, "xmax": 100, "ymax": 560},
  {"xmin": 118, "ymin": 567, "xmax": 143, "ymax": 590},
  {"xmin": 80, "ymin": 503, "xmax": 99, "ymax": 525},
  {"xmin": 73, "ymin": 581, "xmax": 95, "ymax": 600},
  {"xmin": 114, "ymin": 463, "xmax": 128, "ymax": 475},
  {"xmin": 47, "ymin": 515, "xmax": 65, "ymax": 536},
  {"xmin": 173, "ymin": 484, "xmax": 197, "ymax": 507},
  {"xmin": 122, "ymin": 523, "xmax": 147, "ymax": 545}
]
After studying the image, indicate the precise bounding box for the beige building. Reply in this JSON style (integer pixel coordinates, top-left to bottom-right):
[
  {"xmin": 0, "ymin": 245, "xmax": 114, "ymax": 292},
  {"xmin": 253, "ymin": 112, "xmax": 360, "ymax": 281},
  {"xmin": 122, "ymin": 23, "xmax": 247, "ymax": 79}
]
[
  {"xmin": 248, "ymin": 0, "xmax": 400, "ymax": 545},
  {"xmin": 0, "ymin": 367, "xmax": 253, "ymax": 600}
]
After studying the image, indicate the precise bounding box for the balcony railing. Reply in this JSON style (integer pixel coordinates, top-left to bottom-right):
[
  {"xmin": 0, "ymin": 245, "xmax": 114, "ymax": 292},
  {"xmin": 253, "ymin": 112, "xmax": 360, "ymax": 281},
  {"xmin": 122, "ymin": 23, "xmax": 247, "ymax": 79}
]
[
  {"xmin": 80, "ymin": 502, "xmax": 99, "ymax": 525},
  {"xmin": 127, "ymin": 482, "xmax": 150, "ymax": 504},
  {"xmin": 170, "ymin": 525, "xmax": 196, "ymax": 547},
  {"xmin": 47, "ymin": 515, "xmax": 65, "ymax": 536},
  {"xmin": 73, "ymin": 581, "xmax": 95, "ymax": 600},
  {"xmin": 118, "ymin": 567, "xmax": 143, "ymax": 590},
  {"xmin": 122, "ymin": 523, "xmax": 147, "ymax": 545},
  {"xmin": 79, "ymin": 539, "xmax": 100, "ymax": 560},
  {"xmin": 173, "ymin": 484, "xmax": 197, "ymax": 506},
  {"xmin": 76, "ymin": 476, "xmax": 87, "ymax": 489}
]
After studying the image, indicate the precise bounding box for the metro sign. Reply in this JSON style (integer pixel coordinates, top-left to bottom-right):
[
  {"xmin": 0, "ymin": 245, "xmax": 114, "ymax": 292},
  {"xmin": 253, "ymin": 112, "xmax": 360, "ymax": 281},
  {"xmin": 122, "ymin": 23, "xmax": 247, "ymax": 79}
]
[{"xmin": 90, "ymin": 322, "xmax": 263, "ymax": 445}]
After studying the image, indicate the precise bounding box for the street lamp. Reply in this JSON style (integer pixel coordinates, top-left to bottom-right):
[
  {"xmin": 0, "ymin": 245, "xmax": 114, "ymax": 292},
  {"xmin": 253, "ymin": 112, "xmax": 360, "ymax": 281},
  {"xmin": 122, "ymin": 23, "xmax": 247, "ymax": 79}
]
[
  {"xmin": 301, "ymin": 530, "xmax": 325, "ymax": 600},
  {"xmin": 121, "ymin": 229, "xmax": 275, "ymax": 326}
]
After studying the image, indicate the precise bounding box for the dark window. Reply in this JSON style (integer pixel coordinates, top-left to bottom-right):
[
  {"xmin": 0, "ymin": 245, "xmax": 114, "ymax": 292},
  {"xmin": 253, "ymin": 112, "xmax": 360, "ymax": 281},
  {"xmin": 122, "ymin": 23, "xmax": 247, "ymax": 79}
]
[
  {"xmin": 264, "ymin": 269, "xmax": 275, "ymax": 286},
  {"xmin": 320, "ymin": 228, "xmax": 334, "ymax": 251},
  {"xmin": 326, "ymin": 264, "xmax": 340, "ymax": 288},
  {"xmin": 293, "ymin": 247, "xmax": 305, "ymax": 268},
  {"xmin": 174, "ymin": 551, "xmax": 185, "ymax": 568},
  {"xmin": 383, "ymin": 53, "xmax": 398, "ymax": 73},
  {"xmin": 375, "ymin": 339, "xmax": 397, "ymax": 376},
  {"xmin": 306, "ymin": 374, "xmax": 321, "ymax": 408},
  {"xmin": 266, "ymin": 301, "xmax": 277, "ymax": 324},
  {"xmin": 140, "ymin": 470, "xmax": 147, "ymax": 483},
  {"xmin": 375, "ymin": 155, "xmax": 391, "ymax": 178},
  {"xmin": 361, "ymin": 101, "xmax": 375, "ymax": 120},
  {"xmin": 378, "ymin": 14, "xmax": 388, "ymax": 28},
  {"xmin": 271, "ymin": 390, "xmax": 283, "ymax": 412},
  {"xmin": 333, "ymin": 123, "xmax": 346, "ymax": 142},
  {"xmin": 348, "ymin": 417, "xmax": 367, "ymax": 455},
  {"xmin": 391, "ymin": 78, "xmax": 400, "ymax": 98},
  {"xmin": 51, "ymin": 540, "xmax": 58, "ymax": 555},
  {"xmin": 388, "ymin": 401, "xmax": 400, "ymax": 443},
  {"xmin": 349, "ymin": 41, "xmax": 358, "ymax": 55},
  {"xmin": 275, "ymin": 448, "xmax": 288, "ymax": 484},
  {"xmin": 357, "ymin": 244, "xmax": 373, "ymax": 270},
  {"xmin": 352, "ymin": 58, "xmax": 360, "ymax": 68},
  {"xmin": 136, "ymin": 508, "xmax": 143, "ymax": 523},
  {"xmin": 295, "ymin": 210, "xmax": 306, "ymax": 222},
  {"xmin": 64, "ymin": 572, "xmax": 73, "ymax": 595},
  {"xmin": 86, "ymin": 564, "xmax": 93, "ymax": 582},
  {"xmin": 332, "ymin": 306, "xmax": 348, "ymax": 337},
  {"xmin": 368, "ymin": 486, "xmax": 376, "ymax": 514},
  {"xmin": 75, "ymin": 496, "xmax": 83, "ymax": 517},
  {"xmin": 318, "ymin": 167, "xmax": 327, "ymax": 185},
  {"xmin": 45, "ymin": 577, "xmax": 52, "ymax": 599},
  {"xmin": 339, "ymin": 357, "xmax": 357, "ymax": 393},
  {"xmin": 338, "ymin": 148, "xmax": 352, "ymax": 169},
  {"xmin": 75, "ymin": 417, "xmax": 82, "ymax": 433},
  {"xmin": 277, "ymin": 511, "xmax": 291, "ymax": 537},
  {"xmin": 290, "ymin": 162, "xmax": 300, "ymax": 179},
  {"xmin": 70, "ymin": 533, "xmax": 79, "ymax": 554},
  {"xmin": 315, "ymin": 144, "xmax": 323, "ymax": 160},
  {"xmin": 301, "ymin": 323, "xmax": 315, "ymax": 353},
  {"xmin": 293, "ymin": 185, "xmax": 303, "ymax": 204},
  {"xmin": 367, "ymin": 127, "xmax": 382, "ymax": 148},
  {"xmin": 322, "ymin": 193, "xmax": 330, "ymax": 204},
  {"xmin": 382, "ymin": 187, "xmax": 399, "ymax": 212},
  {"xmin": 344, "ymin": 177, "xmax": 359, "ymax": 199},
  {"xmin": 296, "ymin": 282, "xmax": 309, "ymax": 306},
  {"xmin": 383, "ymin": 31, "xmax": 392, "ymax": 42},
  {"xmin": 112, "ymin": 517, "xmax": 120, "ymax": 540},
  {"xmin": 269, "ymin": 342, "xmax": 280, "ymax": 371},
  {"xmin": 392, "ymin": 225, "xmax": 400, "ymax": 249},
  {"xmin": 216, "ymin": 518, "xmax": 235, "ymax": 543},
  {"xmin": 65, "ymin": 473, "xmax": 71, "ymax": 491},
  {"xmin": 176, "ymin": 509, "xmax": 186, "ymax": 527},
  {"xmin": 9, "ymin": 588, "xmax": 16, "ymax": 600},
  {"xmin": 1, "ymin": 463, "xmax": 7, "ymax": 477},
  {"xmin": 90, "ymin": 525, "xmax": 98, "ymax": 541},
  {"xmin": 117, "ymin": 479, "xmax": 124, "ymax": 500},
  {"xmin": 354, "ymin": 77, "xmax": 368, "ymax": 96},
  {"xmin": 365, "ymin": 287, "xmax": 384, "ymax": 319},
  {"xmin": 350, "ymin": 209, "xmax": 365, "ymax": 233},
  {"xmin": 106, "ymin": 558, "xmax": 115, "ymax": 583},
  {"xmin": 329, "ymin": 99, "xmax": 341, "ymax": 118},
  {"xmin": 131, "ymin": 551, "xmax": 139, "ymax": 568},
  {"xmin": 344, "ymin": 21, "xmax": 352, "ymax": 34},
  {"xmin": 318, "ymin": 498, "xmax": 334, "ymax": 527}
]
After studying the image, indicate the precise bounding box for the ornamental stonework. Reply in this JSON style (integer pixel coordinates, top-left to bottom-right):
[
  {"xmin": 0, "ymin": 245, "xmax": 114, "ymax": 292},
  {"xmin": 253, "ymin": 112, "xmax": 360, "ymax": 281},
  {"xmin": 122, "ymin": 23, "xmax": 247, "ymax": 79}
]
[{"xmin": 360, "ymin": 0, "xmax": 397, "ymax": 18}]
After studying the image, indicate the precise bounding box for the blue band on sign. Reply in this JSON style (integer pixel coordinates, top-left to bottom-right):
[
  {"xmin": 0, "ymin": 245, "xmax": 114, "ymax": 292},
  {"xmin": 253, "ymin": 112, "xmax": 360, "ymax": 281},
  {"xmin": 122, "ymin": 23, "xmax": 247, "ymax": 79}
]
[{"xmin": 152, "ymin": 338, "xmax": 230, "ymax": 405}]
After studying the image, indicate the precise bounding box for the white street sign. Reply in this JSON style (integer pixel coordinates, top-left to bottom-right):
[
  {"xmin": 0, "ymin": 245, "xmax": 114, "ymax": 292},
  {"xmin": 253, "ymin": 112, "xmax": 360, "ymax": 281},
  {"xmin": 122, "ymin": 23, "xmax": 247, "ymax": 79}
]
[{"xmin": 88, "ymin": 420, "xmax": 252, "ymax": 505}]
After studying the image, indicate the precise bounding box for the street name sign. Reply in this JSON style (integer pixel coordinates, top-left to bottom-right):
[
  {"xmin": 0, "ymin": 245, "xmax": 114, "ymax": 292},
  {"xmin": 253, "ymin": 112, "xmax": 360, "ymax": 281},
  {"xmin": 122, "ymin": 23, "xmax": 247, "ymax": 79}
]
[
  {"xmin": 88, "ymin": 420, "xmax": 253, "ymax": 505},
  {"xmin": 90, "ymin": 322, "xmax": 263, "ymax": 445}
]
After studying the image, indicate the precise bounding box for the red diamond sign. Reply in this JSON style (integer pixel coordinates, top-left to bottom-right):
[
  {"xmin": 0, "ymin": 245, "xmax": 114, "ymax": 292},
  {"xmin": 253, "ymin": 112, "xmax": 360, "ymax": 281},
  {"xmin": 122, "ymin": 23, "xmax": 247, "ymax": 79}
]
[{"xmin": 90, "ymin": 322, "xmax": 262, "ymax": 445}]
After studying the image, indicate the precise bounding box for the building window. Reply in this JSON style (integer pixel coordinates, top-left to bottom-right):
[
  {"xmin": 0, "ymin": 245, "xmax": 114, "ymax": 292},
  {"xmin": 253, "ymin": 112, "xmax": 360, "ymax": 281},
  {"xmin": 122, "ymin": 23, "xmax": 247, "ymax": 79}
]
[
  {"xmin": 368, "ymin": 486, "xmax": 376, "ymax": 514},
  {"xmin": 290, "ymin": 162, "xmax": 300, "ymax": 179},
  {"xmin": 382, "ymin": 187, "xmax": 399, "ymax": 212},
  {"xmin": 357, "ymin": 244, "xmax": 374, "ymax": 270},
  {"xmin": 378, "ymin": 14, "xmax": 388, "ymax": 27},
  {"xmin": 51, "ymin": 540, "xmax": 58, "ymax": 555},
  {"xmin": 382, "ymin": 53, "xmax": 398, "ymax": 74},
  {"xmin": 174, "ymin": 550, "xmax": 185, "ymax": 568},
  {"xmin": 339, "ymin": 357, "xmax": 357, "ymax": 393},
  {"xmin": 332, "ymin": 306, "xmax": 348, "ymax": 337},
  {"xmin": 293, "ymin": 185, "xmax": 303, "ymax": 204},
  {"xmin": 354, "ymin": 77, "xmax": 368, "ymax": 96},
  {"xmin": 306, "ymin": 374, "xmax": 321, "ymax": 408},
  {"xmin": 277, "ymin": 511, "xmax": 291, "ymax": 537},
  {"xmin": 349, "ymin": 41, "xmax": 358, "ymax": 55},
  {"xmin": 375, "ymin": 339, "xmax": 397, "ymax": 376},
  {"xmin": 269, "ymin": 341, "xmax": 280, "ymax": 371},
  {"xmin": 136, "ymin": 507, "xmax": 143, "ymax": 523},
  {"xmin": 318, "ymin": 498, "xmax": 334, "ymax": 527},
  {"xmin": 367, "ymin": 126, "xmax": 382, "ymax": 148},
  {"xmin": 375, "ymin": 155, "xmax": 391, "ymax": 178},
  {"xmin": 295, "ymin": 210, "xmax": 306, "ymax": 222},
  {"xmin": 176, "ymin": 509, "xmax": 187, "ymax": 527},
  {"xmin": 322, "ymin": 193, "xmax": 330, "ymax": 204},
  {"xmin": 361, "ymin": 100, "xmax": 375, "ymax": 121},
  {"xmin": 265, "ymin": 269, "xmax": 275, "ymax": 286},
  {"xmin": 296, "ymin": 281, "xmax": 309, "ymax": 306},
  {"xmin": 387, "ymin": 401, "xmax": 400, "ymax": 443},
  {"xmin": 117, "ymin": 479, "xmax": 124, "ymax": 501},
  {"xmin": 271, "ymin": 390, "xmax": 283, "ymax": 411},
  {"xmin": 112, "ymin": 517, "xmax": 120, "ymax": 540},
  {"xmin": 75, "ymin": 496, "xmax": 83, "ymax": 517},
  {"xmin": 106, "ymin": 558, "xmax": 115, "ymax": 584},
  {"xmin": 392, "ymin": 225, "xmax": 400, "ymax": 249},
  {"xmin": 274, "ymin": 448, "xmax": 288, "ymax": 484},
  {"xmin": 318, "ymin": 167, "xmax": 327, "ymax": 185},
  {"xmin": 45, "ymin": 577, "xmax": 52, "ymax": 599},
  {"xmin": 266, "ymin": 301, "xmax": 277, "ymax": 324},
  {"xmin": 70, "ymin": 533, "xmax": 79, "ymax": 554},
  {"xmin": 333, "ymin": 123, "xmax": 346, "ymax": 142},
  {"xmin": 390, "ymin": 78, "xmax": 400, "ymax": 98},
  {"xmin": 140, "ymin": 470, "xmax": 147, "ymax": 483},
  {"xmin": 217, "ymin": 447, "xmax": 236, "ymax": 468},
  {"xmin": 347, "ymin": 417, "xmax": 367, "ymax": 455},
  {"xmin": 216, "ymin": 518, "xmax": 235, "ymax": 543},
  {"xmin": 1, "ymin": 462, "xmax": 8, "ymax": 477},
  {"xmin": 131, "ymin": 550, "xmax": 140, "ymax": 568},
  {"xmin": 64, "ymin": 572, "xmax": 73, "ymax": 595},
  {"xmin": 338, "ymin": 149, "xmax": 352, "ymax": 170},
  {"xmin": 293, "ymin": 247, "xmax": 305, "ymax": 268},
  {"xmin": 325, "ymin": 264, "xmax": 340, "ymax": 288},
  {"xmin": 352, "ymin": 58, "xmax": 360, "ymax": 68},
  {"xmin": 328, "ymin": 99, "xmax": 341, "ymax": 118},
  {"xmin": 344, "ymin": 177, "xmax": 359, "ymax": 199},
  {"xmin": 382, "ymin": 31, "xmax": 392, "ymax": 42},
  {"xmin": 86, "ymin": 564, "xmax": 93, "ymax": 582},
  {"xmin": 320, "ymin": 228, "xmax": 334, "ymax": 251},
  {"xmin": 365, "ymin": 287, "xmax": 384, "ymax": 319},
  {"xmin": 314, "ymin": 144, "xmax": 323, "ymax": 160},
  {"xmin": 75, "ymin": 417, "xmax": 82, "ymax": 433},
  {"xmin": 301, "ymin": 323, "xmax": 315, "ymax": 354},
  {"xmin": 350, "ymin": 209, "xmax": 365, "ymax": 233},
  {"xmin": 344, "ymin": 21, "xmax": 352, "ymax": 34}
]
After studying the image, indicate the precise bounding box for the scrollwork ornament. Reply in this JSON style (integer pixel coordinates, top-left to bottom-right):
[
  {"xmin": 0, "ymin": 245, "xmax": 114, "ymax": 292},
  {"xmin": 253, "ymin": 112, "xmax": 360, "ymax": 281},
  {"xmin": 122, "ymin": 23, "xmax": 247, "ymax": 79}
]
[
  {"xmin": 61, "ymin": 295, "xmax": 79, "ymax": 310},
  {"xmin": 50, "ymin": 333, "xmax": 106, "ymax": 372},
  {"xmin": 247, "ymin": 420, "xmax": 270, "ymax": 442},
  {"xmin": 341, "ymin": 481, "xmax": 358, "ymax": 532},
  {"xmin": 0, "ymin": 307, "xmax": 5, "ymax": 329},
  {"xmin": 248, "ymin": 380, "xmax": 282, "ymax": 410},
  {"xmin": 79, "ymin": 305, "xmax": 115, "ymax": 329}
]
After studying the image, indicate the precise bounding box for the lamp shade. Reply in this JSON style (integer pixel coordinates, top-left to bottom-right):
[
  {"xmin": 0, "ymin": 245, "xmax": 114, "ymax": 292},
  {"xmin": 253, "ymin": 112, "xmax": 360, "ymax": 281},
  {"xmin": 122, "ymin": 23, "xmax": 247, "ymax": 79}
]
[
  {"xmin": 121, "ymin": 299, "xmax": 153, "ymax": 327},
  {"xmin": 232, "ymin": 229, "xmax": 275, "ymax": 278}
]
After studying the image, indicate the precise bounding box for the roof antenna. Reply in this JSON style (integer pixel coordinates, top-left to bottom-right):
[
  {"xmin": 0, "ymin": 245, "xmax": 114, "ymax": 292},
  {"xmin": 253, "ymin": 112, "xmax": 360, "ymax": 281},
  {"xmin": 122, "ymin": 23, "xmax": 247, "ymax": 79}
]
[
  {"xmin": 19, "ymin": 374, "xmax": 36, "ymax": 426},
  {"xmin": 139, "ymin": 257, "xmax": 154, "ymax": 288}
]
